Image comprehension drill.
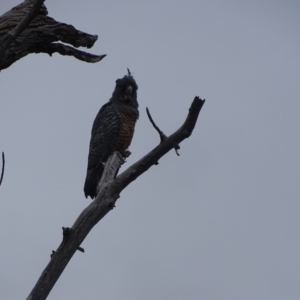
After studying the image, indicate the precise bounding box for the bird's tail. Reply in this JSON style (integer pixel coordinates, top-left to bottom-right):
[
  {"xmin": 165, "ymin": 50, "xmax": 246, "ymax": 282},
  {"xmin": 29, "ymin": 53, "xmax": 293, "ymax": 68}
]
[{"xmin": 84, "ymin": 164, "xmax": 104, "ymax": 199}]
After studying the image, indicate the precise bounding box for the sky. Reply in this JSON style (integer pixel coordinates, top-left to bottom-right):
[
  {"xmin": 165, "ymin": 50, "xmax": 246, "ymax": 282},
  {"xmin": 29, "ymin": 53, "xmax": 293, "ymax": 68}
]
[{"xmin": 1, "ymin": 0, "xmax": 300, "ymax": 299}]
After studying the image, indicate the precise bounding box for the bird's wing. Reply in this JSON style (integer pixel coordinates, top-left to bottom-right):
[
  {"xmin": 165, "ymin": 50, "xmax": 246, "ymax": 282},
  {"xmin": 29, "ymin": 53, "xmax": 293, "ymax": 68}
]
[{"xmin": 87, "ymin": 102, "xmax": 122, "ymax": 172}]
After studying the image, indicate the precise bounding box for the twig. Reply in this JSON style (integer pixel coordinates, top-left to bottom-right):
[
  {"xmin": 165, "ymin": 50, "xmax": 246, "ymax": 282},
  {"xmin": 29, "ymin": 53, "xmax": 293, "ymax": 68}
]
[
  {"xmin": 146, "ymin": 107, "xmax": 180, "ymax": 156},
  {"xmin": 77, "ymin": 247, "xmax": 85, "ymax": 253},
  {"xmin": 114, "ymin": 97, "xmax": 205, "ymax": 194},
  {"xmin": 146, "ymin": 107, "xmax": 166, "ymax": 142},
  {"xmin": 0, "ymin": 152, "xmax": 5, "ymax": 186}
]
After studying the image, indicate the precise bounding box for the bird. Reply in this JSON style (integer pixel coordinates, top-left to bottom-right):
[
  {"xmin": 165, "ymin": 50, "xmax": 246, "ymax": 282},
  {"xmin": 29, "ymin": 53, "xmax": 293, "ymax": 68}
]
[{"xmin": 84, "ymin": 69, "xmax": 139, "ymax": 199}]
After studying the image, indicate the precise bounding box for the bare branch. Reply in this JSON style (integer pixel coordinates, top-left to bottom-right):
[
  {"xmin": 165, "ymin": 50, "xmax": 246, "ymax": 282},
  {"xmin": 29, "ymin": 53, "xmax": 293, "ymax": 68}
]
[
  {"xmin": 26, "ymin": 152, "xmax": 125, "ymax": 300},
  {"xmin": 0, "ymin": 0, "xmax": 105, "ymax": 71},
  {"xmin": 0, "ymin": 152, "xmax": 4, "ymax": 186},
  {"xmin": 26, "ymin": 97, "xmax": 205, "ymax": 300},
  {"xmin": 146, "ymin": 107, "xmax": 167, "ymax": 142},
  {"xmin": 112, "ymin": 97, "xmax": 205, "ymax": 194},
  {"xmin": 146, "ymin": 107, "xmax": 181, "ymax": 156},
  {"xmin": 0, "ymin": 0, "xmax": 45, "ymax": 58},
  {"xmin": 33, "ymin": 43, "xmax": 106, "ymax": 63}
]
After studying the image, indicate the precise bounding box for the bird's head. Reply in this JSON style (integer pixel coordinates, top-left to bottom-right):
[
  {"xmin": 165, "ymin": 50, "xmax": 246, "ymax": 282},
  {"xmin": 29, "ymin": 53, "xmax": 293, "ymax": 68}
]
[{"xmin": 112, "ymin": 69, "xmax": 138, "ymax": 108}]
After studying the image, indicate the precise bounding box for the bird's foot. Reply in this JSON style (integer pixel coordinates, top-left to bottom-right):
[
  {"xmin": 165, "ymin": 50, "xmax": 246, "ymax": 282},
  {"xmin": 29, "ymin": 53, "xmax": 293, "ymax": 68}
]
[{"xmin": 119, "ymin": 150, "xmax": 131, "ymax": 159}]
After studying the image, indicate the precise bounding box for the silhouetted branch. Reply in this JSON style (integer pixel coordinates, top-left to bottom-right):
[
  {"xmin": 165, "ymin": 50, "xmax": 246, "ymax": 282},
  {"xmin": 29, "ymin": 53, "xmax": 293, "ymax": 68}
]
[
  {"xmin": 113, "ymin": 97, "xmax": 205, "ymax": 193},
  {"xmin": 0, "ymin": 0, "xmax": 45, "ymax": 58},
  {"xmin": 26, "ymin": 96, "xmax": 205, "ymax": 300},
  {"xmin": 32, "ymin": 43, "xmax": 106, "ymax": 63},
  {"xmin": 0, "ymin": 152, "xmax": 4, "ymax": 186},
  {"xmin": 77, "ymin": 246, "xmax": 85, "ymax": 253},
  {"xmin": 61, "ymin": 227, "xmax": 85, "ymax": 253},
  {"xmin": 146, "ymin": 107, "xmax": 166, "ymax": 142},
  {"xmin": 0, "ymin": 0, "xmax": 105, "ymax": 71},
  {"xmin": 146, "ymin": 107, "xmax": 180, "ymax": 156}
]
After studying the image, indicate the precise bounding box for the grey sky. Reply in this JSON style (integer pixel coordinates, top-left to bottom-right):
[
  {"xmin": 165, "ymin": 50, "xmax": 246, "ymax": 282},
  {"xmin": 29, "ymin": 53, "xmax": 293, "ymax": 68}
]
[{"xmin": 1, "ymin": 0, "xmax": 300, "ymax": 299}]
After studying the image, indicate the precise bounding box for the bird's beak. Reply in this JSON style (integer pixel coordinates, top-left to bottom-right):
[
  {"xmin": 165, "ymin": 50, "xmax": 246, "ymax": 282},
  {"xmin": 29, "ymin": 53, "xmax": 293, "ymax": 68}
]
[{"xmin": 125, "ymin": 85, "xmax": 133, "ymax": 100}]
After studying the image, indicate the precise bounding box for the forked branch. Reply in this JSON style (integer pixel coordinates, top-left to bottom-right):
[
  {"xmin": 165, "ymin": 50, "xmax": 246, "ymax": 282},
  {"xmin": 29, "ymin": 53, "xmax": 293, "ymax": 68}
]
[
  {"xmin": 26, "ymin": 96, "xmax": 205, "ymax": 300},
  {"xmin": 112, "ymin": 97, "xmax": 205, "ymax": 194}
]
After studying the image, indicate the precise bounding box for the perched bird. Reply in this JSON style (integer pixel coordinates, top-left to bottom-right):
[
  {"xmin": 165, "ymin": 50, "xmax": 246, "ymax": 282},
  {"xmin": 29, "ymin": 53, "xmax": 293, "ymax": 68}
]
[{"xmin": 84, "ymin": 70, "xmax": 139, "ymax": 199}]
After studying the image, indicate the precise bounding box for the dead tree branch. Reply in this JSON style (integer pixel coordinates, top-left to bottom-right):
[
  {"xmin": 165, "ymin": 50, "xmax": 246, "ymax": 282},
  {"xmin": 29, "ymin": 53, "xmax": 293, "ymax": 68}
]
[
  {"xmin": 146, "ymin": 107, "xmax": 180, "ymax": 156},
  {"xmin": 26, "ymin": 96, "xmax": 205, "ymax": 300},
  {"xmin": 0, "ymin": 0, "xmax": 105, "ymax": 71},
  {"xmin": 113, "ymin": 97, "xmax": 205, "ymax": 193},
  {"xmin": 0, "ymin": 152, "xmax": 4, "ymax": 186},
  {"xmin": 146, "ymin": 107, "xmax": 167, "ymax": 142},
  {"xmin": 0, "ymin": 0, "xmax": 45, "ymax": 58}
]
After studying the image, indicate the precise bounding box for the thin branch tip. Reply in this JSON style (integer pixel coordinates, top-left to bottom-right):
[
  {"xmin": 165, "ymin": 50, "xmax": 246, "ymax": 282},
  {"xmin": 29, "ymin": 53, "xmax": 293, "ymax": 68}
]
[
  {"xmin": 174, "ymin": 144, "xmax": 180, "ymax": 156},
  {"xmin": 146, "ymin": 107, "xmax": 180, "ymax": 155},
  {"xmin": 0, "ymin": 152, "xmax": 5, "ymax": 186},
  {"xmin": 77, "ymin": 247, "xmax": 85, "ymax": 253}
]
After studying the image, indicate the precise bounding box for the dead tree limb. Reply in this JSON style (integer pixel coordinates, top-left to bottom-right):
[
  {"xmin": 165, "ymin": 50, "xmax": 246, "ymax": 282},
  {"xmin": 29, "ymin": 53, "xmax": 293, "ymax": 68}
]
[
  {"xmin": 0, "ymin": 0, "xmax": 105, "ymax": 71},
  {"xmin": 146, "ymin": 107, "xmax": 180, "ymax": 156},
  {"xmin": 0, "ymin": 0, "xmax": 45, "ymax": 58},
  {"xmin": 0, "ymin": 152, "xmax": 4, "ymax": 186},
  {"xmin": 26, "ymin": 96, "xmax": 205, "ymax": 300}
]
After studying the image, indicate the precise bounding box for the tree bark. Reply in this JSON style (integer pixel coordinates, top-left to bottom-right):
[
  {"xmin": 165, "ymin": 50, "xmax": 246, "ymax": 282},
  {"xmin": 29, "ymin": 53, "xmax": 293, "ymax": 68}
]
[
  {"xmin": 0, "ymin": 0, "xmax": 105, "ymax": 71},
  {"xmin": 26, "ymin": 96, "xmax": 205, "ymax": 300}
]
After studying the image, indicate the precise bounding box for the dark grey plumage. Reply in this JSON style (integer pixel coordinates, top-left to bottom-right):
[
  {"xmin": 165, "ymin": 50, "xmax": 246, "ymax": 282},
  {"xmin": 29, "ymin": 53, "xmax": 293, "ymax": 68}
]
[{"xmin": 84, "ymin": 70, "xmax": 139, "ymax": 199}]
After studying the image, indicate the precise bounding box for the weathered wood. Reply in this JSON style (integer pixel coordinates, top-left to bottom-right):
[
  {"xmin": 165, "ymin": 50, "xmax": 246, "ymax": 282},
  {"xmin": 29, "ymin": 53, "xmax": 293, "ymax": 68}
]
[
  {"xmin": 0, "ymin": 0, "xmax": 105, "ymax": 71},
  {"xmin": 26, "ymin": 152, "xmax": 124, "ymax": 300},
  {"xmin": 96, "ymin": 151, "xmax": 126, "ymax": 195},
  {"xmin": 0, "ymin": 0, "xmax": 45, "ymax": 58},
  {"xmin": 110, "ymin": 97, "xmax": 205, "ymax": 194},
  {"xmin": 26, "ymin": 97, "xmax": 205, "ymax": 300}
]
